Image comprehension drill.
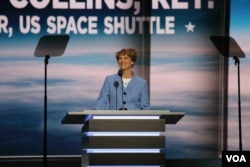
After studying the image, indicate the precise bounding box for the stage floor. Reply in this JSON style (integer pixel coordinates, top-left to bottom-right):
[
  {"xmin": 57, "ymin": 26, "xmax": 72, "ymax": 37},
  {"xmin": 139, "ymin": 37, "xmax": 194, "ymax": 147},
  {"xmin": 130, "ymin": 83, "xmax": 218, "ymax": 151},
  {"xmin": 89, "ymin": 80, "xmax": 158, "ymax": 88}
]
[{"xmin": 0, "ymin": 157, "xmax": 221, "ymax": 167}]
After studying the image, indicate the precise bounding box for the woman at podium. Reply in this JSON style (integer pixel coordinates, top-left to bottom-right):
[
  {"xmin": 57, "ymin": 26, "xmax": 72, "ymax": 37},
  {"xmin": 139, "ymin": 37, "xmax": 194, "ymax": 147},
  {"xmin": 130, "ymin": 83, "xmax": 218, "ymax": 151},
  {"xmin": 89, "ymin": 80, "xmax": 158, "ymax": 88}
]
[{"xmin": 94, "ymin": 48, "xmax": 150, "ymax": 110}]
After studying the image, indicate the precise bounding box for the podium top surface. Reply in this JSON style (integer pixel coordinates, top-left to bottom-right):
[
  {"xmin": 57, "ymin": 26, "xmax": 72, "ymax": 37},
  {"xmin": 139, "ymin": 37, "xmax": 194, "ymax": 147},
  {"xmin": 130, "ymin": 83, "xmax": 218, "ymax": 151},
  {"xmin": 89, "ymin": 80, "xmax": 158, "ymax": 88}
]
[{"xmin": 61, "ymin": 110, "xmax": 185, "ymax": 124}]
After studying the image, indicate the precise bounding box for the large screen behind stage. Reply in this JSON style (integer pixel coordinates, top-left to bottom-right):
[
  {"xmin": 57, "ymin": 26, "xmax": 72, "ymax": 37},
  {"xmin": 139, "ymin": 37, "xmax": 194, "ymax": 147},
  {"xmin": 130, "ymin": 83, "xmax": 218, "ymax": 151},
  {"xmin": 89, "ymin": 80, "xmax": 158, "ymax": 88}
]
[{"xmin": 0, "ymin": 0, "xmax": 234, "ymax": 158}]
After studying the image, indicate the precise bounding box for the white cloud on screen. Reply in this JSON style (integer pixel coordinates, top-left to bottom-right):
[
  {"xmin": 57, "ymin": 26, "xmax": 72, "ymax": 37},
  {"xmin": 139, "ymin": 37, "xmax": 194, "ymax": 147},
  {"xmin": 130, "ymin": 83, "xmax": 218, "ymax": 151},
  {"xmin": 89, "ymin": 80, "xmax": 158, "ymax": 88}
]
[
  {"xmin": 0, "ymin": 60, "xmax": 116, "ymax": 104},
  {"xmin": 166, "ymin": 114, "xmax": 218, "ymax": 140},
  {"xmin": 150, "ymin": 64, "xmax": 218, "ymax": 109}
]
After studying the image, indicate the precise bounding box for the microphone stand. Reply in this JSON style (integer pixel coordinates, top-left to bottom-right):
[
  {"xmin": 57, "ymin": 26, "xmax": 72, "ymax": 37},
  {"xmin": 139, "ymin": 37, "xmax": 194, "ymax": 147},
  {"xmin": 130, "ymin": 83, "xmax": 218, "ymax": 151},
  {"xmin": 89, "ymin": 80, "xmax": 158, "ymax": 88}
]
[
  {"xmin": 120, "ymin": 77, "xmax": 125, "ymax": 110},
  {"xmin": 210, "ymin": 36, "xmax": 245, "ymax": 151},
  {"xmin": 118, "ymin": 69, "xmax": 126, "ymax": 110},
  {"xmin": 43, "ymin": 55, "xmax": 50, "ymax": 167},
  {"xmin": 114, "ymin": 81, "xmax": 119, "ymax": 110},
  {"xmin": 34, "ymin": 35, "xmax": 70, "ymax": 167},
  {"xmin": 233, "ymin": 56, "xmax": 242, "ymax": 151}
]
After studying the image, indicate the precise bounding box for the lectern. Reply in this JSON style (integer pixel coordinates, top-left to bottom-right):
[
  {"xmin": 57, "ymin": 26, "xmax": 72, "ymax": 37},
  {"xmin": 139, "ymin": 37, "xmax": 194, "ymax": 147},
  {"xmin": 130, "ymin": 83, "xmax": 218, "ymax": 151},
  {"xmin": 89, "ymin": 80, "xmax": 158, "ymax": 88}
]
[{"xmin": 61, "ymin": 110, "xmax": 185, "ymax": 167}]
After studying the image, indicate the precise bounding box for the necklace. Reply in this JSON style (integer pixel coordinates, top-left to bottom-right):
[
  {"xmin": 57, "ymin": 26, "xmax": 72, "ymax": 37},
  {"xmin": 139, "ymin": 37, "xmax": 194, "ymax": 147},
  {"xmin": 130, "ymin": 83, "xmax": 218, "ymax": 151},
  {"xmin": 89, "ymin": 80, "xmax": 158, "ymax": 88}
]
[{"xmin": 122, "ymin": 78, "xmax": 131, "ymax": 88}]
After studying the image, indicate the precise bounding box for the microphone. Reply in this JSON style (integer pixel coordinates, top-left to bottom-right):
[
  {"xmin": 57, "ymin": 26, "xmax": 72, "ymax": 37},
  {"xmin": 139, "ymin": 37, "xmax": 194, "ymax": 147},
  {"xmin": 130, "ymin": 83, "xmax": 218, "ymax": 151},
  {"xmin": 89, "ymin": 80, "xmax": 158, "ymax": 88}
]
[
  {"xmin": 113, "ymin": 81, "xmax": 119, "ymax": 110},
  {"xmin": 117, "ymin": 69, "xmax": 126, "ymax": 110},
  {"xmin": 118, "ymin": 69, "xmax": 123, "ymax": 77},
  {"xmin": 113, "ymin": 81, "xmax": 119, "ymax": 88}
]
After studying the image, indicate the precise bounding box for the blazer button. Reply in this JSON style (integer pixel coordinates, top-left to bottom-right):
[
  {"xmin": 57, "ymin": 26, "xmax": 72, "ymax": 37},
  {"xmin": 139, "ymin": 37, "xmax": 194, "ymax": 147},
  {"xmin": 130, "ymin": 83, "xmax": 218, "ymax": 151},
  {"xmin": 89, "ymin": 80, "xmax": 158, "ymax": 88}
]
[
  {"xmin": 123, "ymin": 92, "xmax": 127, "ymax": 95},
  {"xmin": 123, "ymin": 101, "xmax": 126, "ymax": 104}
]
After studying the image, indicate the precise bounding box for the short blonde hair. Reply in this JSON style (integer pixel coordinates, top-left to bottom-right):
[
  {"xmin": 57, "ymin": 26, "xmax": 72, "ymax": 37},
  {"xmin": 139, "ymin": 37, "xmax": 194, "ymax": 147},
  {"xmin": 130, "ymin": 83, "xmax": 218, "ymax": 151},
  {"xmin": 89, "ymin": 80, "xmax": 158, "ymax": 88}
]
[{"xmin": 115, "ymin": 48, "xmax": 137, "ymax": 64}]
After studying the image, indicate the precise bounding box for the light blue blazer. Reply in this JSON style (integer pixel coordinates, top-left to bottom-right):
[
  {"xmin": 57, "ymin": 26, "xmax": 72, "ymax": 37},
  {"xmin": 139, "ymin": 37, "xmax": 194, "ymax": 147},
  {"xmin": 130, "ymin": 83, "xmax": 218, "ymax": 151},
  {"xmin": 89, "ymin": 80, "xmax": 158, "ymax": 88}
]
[{"xmin": 94, "ymin": 73, "xmax": 150, "ymax": 110}]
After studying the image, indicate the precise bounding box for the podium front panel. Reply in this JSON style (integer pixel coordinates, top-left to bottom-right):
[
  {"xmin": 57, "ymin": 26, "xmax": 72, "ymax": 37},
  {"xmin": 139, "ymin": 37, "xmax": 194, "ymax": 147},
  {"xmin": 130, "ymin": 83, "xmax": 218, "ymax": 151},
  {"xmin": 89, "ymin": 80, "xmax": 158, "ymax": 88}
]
[
  {"xmin": 82, "ymin": 136, "xmax": 165, "ymax": 148},
  {"xmin": 82, "ymin": 153, "xmax": 165, "ymax": 166},
  {"xmin": 82, "ymin": 119, "xmax": 165, "ymax": 132},
  {"xmin": 81, "ymin": 117, "xmax": 166, "ymax": 166}
]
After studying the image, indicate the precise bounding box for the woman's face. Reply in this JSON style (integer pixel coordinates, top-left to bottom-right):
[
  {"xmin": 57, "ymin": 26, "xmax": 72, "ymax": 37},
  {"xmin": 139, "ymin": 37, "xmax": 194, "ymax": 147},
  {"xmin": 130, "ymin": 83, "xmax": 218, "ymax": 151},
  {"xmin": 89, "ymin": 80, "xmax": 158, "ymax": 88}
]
[{"xmin": 117, "ymin": 53, "xmax": 134, "ymax": 70}]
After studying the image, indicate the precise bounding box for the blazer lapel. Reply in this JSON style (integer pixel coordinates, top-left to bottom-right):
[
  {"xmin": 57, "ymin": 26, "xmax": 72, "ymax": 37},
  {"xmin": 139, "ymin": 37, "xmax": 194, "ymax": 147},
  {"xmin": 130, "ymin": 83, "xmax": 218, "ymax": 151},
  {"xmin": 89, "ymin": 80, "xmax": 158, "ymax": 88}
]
[{"xmin": 125, "ymin": 75, "xmax": 138, "ymax": 91}]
